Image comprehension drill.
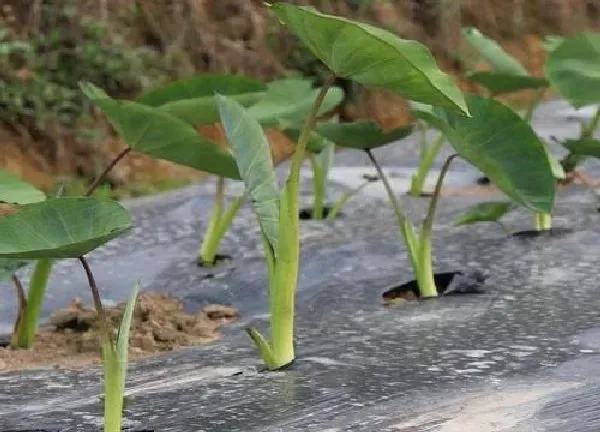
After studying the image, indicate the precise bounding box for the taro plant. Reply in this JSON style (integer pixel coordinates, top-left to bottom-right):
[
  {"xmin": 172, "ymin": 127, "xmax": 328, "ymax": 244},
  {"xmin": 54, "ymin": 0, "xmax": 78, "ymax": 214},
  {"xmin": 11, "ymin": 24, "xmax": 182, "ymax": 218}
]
[
  {"xmin": 456, "ymin": 32, "xmax": 600, "ymax": 232},
  {"xmin": 132, "ymin": 74, "xmax": 267, "ymax": 267},
  {"xmin": 83, "ymin": 78, "xmax": 246, "ymax": 267},
  {"xmin": 0, "ymin": 169, "xmax": 51, "ymax": 348},
  {"xmin": 3, "ymin": 74, "xmax": 255, "ymax": 347},
  {"xmin": 457, "ymin": 27, "xmax": 565, "ymax": 231},
  {"xmin": 211, "ymin": 1, "xmax": 474, "ymax": 369},
  {"xmin": 0, "ymin": 196, "xmax": 138, "ymax": 432},
  {"xmin": 317, "ymin": 95, "xmax": 555, "ymax": 296},
  {"xmin": 88, "ymin": 75, "xmax": 344, "ymax": 266},
  {"xmin": 545, "ymin": 33, "xmax": 600, "ymax": 177}
]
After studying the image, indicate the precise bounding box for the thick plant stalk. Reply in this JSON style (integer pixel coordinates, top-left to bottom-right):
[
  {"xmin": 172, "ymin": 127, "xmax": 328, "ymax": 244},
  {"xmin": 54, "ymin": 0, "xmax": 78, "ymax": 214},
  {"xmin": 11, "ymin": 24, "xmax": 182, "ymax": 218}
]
[
  {"xmin": 250, "ymin": 74, "xmax": 337, "ymax": 370},
  {"xmin": 417, "ymin": 154, "xmax": 460, "ymax": 298},
  {"xmin": 535, "ymin": 212, "xmax": 552, "ymax": 231},
  {"xmin": 11, "ymin": 258, "xmax": 53, "ymax": 348}
]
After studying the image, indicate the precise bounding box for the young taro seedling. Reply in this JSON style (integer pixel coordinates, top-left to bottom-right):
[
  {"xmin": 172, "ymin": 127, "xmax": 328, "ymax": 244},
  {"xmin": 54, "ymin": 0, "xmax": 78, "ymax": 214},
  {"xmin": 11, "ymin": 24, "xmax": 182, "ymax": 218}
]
[
  {"xmin": 126, "ymin": 74, "xmax": 267, "ymax": 267},
  {"xmin": 318, "ymin": 94, "xmax": 555, "ymax": 297},
  {"xmin": 3, "ymin": 74, "xmax": 253, "ymax": 348},
  {"xmin": 87, "ymin": 75, "xmax": 344, "ymax": 267},
  {"xmin": 0, "ymin": 195, "xmax": 138, "ymax": 432},
  {"xmin": 266, "ymin": 3, "xmax": 554, "ymax": 300},
  {"xmin": 460, "ymin": 27, "xmax": 564, "ymax": 232},
  {"xmin": 456, "ymin": 32, "xmax": 600, "ymax": 232},
  {"xmin": 210, "ymin": 1, "xmax": 471, "ymax": 368},
  {"xmin": 0, "ymin": 169, "xmax": 49, "ymax": 348}
]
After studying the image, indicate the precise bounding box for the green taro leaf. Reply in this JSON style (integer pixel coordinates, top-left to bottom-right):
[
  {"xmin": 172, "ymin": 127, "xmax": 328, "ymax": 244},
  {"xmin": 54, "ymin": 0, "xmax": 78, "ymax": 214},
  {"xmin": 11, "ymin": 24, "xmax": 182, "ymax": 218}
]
[
  {"xmin": 545, "ymin": 33, "xmax": 600, "ymax": 108},
  {"xmin": 314, "ymin": 122, "xmax": 414, "ymax": 150},
  {"xmin": 82, "ymin": 83, "xmax": 241, "ymax": 180},
  {"xmin": 0, "ymin": 197, "xmax": 132, "ymax": 259},
  {"xmin": 156, "ymin": 92, "xmax": 264, "ymax": 126},
  {"xmin": 0, "ymin": 169, "xmax": 46, "ymax": 204},
  {"xmin": 462, "ymin": 27, "xmax": 529, "ymax": 76},
  {"xmin": 246, "ymin": 78, "xmax": 344, "ymax": 127},
  {"xmin": 137, "ymin": 74, "xmax": 267, "ymax": 107},
  {"xmin": 467, "ymin": 72, "xmax": 548, "ymax": 95},
  {"xmin": 271, "ymin": 3, "xmax": 468, "ymax": 114},
  {"xmin": 561, "ymin": 137, "xmax": 600, "ymax": 157},
  {"xmin": 436, "ymin": 94, "xmax": 555, "ymax": 213},
  {"xmin": 455, "ymin": 201, "xmax": 515, "ymax": 226},
  {"xmin": 216, "ymin": 94, "xmax": 280, "ymax": 254}
]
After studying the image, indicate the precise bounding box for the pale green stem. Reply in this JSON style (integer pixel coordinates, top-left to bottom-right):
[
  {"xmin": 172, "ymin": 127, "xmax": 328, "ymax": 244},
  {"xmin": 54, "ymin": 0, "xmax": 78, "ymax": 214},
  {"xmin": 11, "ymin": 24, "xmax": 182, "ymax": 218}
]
[
  {"xmin": 289, "ymin": 74, "xmax": 337, "ymax": 195},
  {"xmin": 103, "ymin": 345, "xmax": 123, "ymax": 432},
  {"xmin": 365, "ymin": 149, "xmax": 420, "ymax": 273},
  {"xmin": 409, "ymin": 133, "xmax": 445, "ymax": 196},
  {"xmin": 198, "ymin": 177, "xmax": 225, "ymax": 266},
  {"xmin": 12, "ymin": 258, "xmax": 54, "ymax": 348},
  {"xmin": 270, "ymin": 190, "xmax": 297, "ymax": 367},
  {"xmin": 417, "ymin": 154, "xmax": 460, "ymax": 298},
  {"xmin": 326, "ymin": 179, "xmax": 372, "ymax": 221},
  {"xmin": 213, "ymin": 194, "xmax": 246, "ymax": 244},
  {"xmin": 309, "ymin": 153, "xmax": 326, "ymax": 219},
  {"xmin": 535, "ymin": 212, "xmax": 552, "ymax": 231}
]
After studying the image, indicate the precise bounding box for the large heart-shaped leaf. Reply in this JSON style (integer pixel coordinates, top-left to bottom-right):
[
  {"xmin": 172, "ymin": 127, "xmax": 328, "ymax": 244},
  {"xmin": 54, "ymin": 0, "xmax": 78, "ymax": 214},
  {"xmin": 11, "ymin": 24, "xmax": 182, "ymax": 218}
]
[
  {"xmin": 82, "ymin": 83, "xmax": 241, "ymax": 180},
  {"xmin": 314, "ymin": 122, "xmax": 414, "ymax": 150},
  {"xmin": 462, "ymin": 27, "xmax": 529, "ymax": 76},
  {"xmin": 436, "ymin": 94, "xmax": 555, "ymax": 213},
  {"xmin": 0, "ymin": 197, "xmax": 132, "ymax": 259},
  {"xmin": 467, "ymin": 72, "xmax": 548, "ymax": 96},
  {"xmin": 246, "ymin": 78, "xmax": 344, "ymax": 127},
  {"xmin": 0, "ymin": 169, "xmax": 46, "ymax": 204},
  {"xmin": 137, "ymin": 74, "xmax": 267, "ymax": 107},
  {"xmin": 216, "ymin": 94, "xmax": 280, "ymax": 253},
  {"xmin": 270, "ymin": 3, "xmax": 468, "ymax": 114},
  {"xmin": 545, "ymin": 33, "xmax": 600, "ymax": 108}
]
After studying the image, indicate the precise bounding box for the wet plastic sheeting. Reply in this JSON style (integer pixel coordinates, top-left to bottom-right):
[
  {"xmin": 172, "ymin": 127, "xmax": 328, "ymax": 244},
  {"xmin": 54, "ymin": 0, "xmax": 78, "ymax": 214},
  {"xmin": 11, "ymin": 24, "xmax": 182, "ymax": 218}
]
[{"xmin": 3, "ymin": 100, "xmax": 600, "ymax": 431}]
